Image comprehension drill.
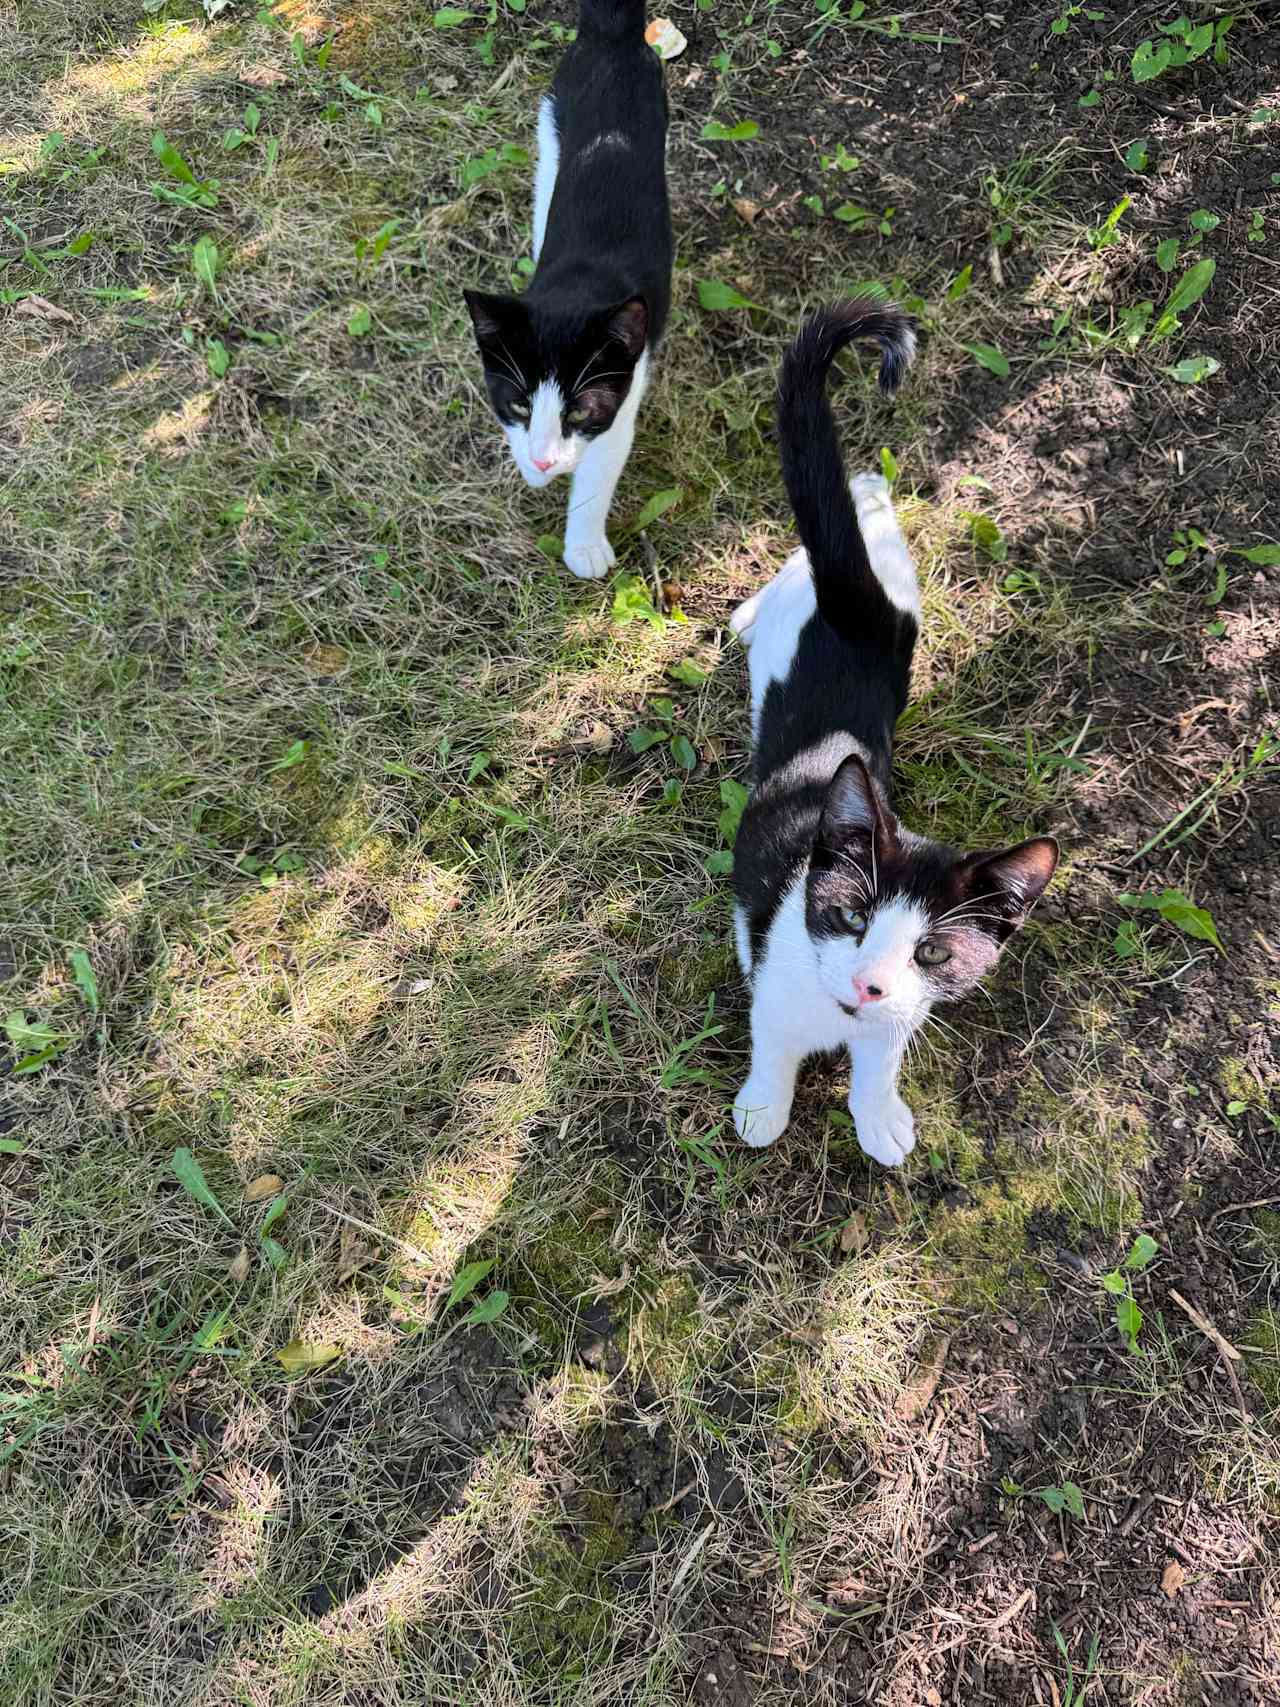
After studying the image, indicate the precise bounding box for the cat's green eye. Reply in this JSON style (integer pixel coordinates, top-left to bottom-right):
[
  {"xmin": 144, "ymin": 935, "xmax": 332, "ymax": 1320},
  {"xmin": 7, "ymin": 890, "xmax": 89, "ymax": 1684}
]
[
  {"xmin": 916, "ymin": 940, "xmax": 952, "ymax": 967},
  {"xmin": 508, "ymin": 401, "xmax": 530, "ymax": 421},
  {"xmin": 836, "ymin": 908, "xmax": 868, "ymax": 935},
  {"xmin": 566, "ymin": 405, "xmax": 589, "ymax": 427}
]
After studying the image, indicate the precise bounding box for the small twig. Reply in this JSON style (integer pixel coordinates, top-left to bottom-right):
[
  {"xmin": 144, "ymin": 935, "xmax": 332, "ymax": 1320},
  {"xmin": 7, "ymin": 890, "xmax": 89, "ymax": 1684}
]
[
  {"xmin": 653, "ymin": 1477, "xmax": 698, "ymax": 1515},
  {"xmin": 1168, "ymin": 1289, "xmax": 1241, "ymax": 1361},
  {"xmin": 315, "ymin": 1202, "xmax": 434, "ymax": 1266},
  {"xmin": 1208, "ymin": 1195, "xmax": 1280, "ymax": 1230}
]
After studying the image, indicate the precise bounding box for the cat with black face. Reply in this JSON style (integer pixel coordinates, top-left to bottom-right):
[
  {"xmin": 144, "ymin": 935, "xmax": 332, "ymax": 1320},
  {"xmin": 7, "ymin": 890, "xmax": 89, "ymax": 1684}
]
[
  {"xmin": 730, "ymin": 301, "xmax": 1059, "ymax": 1168},
  {"xmin": 463, "ymin": 0, "xmax": 672, "ymax": 580}
]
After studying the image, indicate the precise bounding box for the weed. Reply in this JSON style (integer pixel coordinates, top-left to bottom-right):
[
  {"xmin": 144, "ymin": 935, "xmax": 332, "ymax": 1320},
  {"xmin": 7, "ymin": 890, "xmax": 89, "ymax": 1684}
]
[{"xmin": 1100, "ymin": 1233, "xmax": 1158, "ymax": 1353}]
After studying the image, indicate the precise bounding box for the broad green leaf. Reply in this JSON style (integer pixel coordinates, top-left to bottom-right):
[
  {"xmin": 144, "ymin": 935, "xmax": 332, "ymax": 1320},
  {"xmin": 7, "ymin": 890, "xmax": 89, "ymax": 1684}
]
[
  {"xmin": 192, "ymin": 235, "xmax": 219, "ymax": 290},
  {"xmin": 879, "ymin": 445, "xmax": 899, "ymax": 483},
  {"xmin": 1131, "ymin": 37, "xmax": 1171, "ymax": 82},
  {"xmin": 1188, "ymin": 208, "xmax": 1220, "ymax": 233},
  {"xmin": 961, "ymin": 342, "xmax": 1011, "ymax": 378},
  {"xmin": 5, "ymin": 1012, "xmax": 61, "ymax": 1053},
  {"xmin": 1100, "ymin": 1270, "xmax": 1126, "ymax": 1296},
  {"xmin": 1155, "ymin": 237, "xmax": 1179, "ymax": 272},
  {"xmin": 612, "ymin": 574, "xmax": 664, "ymax": 628},
  {"xmin": 152, "ymin": 131, "xmax": 197, "ymax": 184},
  {"xmin": 1113, "ymin": 920, "xmax": 1140, "ymax": 960},
  {"xmin": 1124, "ymin": 1233, "xmax": 1158, "ymax": 1271},
  {"xmin": 1159, "ymin": 256, "xmax": 1216, "ymax": 320},
  {"xmin": 462, "ymin": 1288, "xmax": 510, "ymax": 1325},
  {"xmin": 1115, "ymin": 1294, "xmax": 1143, "ymax": 1351},
  {"xmin": 261, "ymin": 1236, "xmax": 288, "ymax": 1269},
  {"xmin": 1225, "ymin": 1100, "xmax": 1248, "ymax": 1117},
  {"xmin": 718, "ymin": 778, "xmax": 750, "ymax": 845},
  {"xmin": 1078, "ymin": 88, "xmax": 1101, "ymax": 107},
  {"xmin": 670, "ymin": 733, "xmax": 698, "ymax": 771},
  {"xmin": 1124, "ymin": 139, "xmax": 1150, "ymax": 172},
  {"xmin": 534, "ymin": 534, "xmax": 561, "ymax": 563},
  {"xmin": 0, "ymin": 1138, "xmax": 25, "ymax": 1155},
  {"xmin": 803, "ymin": 194, "xmax": 824, "ymax": 215},
  {"xmin": 270, "ymin": 738, "xmax": 311, "ymax": 772},
  {"xmin": 628, "ymin": 726, "xmax": 666, "ymax": 754},
  {"xmin": 466, "ymin": 752, "xmax": 492, "ymax": 783},
  {"xmin": 696, "ymin": 278, "xmax": 757, "ymax": 312},
  {"xmin": 1235, "ymin": 543, "xmax": 1280, "ymax": 565},
  {"xmin": 206, "ymin": 338, "xmax": 231, "ymax": 378},
  {"xmin": 446, "ymin": 1258, "xmax": 495, "ymax": 1310},
  {"xmin": 1039, "ymin": 1487, "xmax": 1066, "ymax": 1514},
  {"xmin": 1163, "ymin": 355, "xmax": 1218, "ymax": 383},
  {"xmin": 669, "ymin": 659, "xmax": 709, "ymax": 687},
  {"xmin": 276, "ymin": 1339, "xmax": 341, "ymax": 1374},
  {"xmin": 171, "ymin": 1147, "xmax": 233, "ymax": 1225},
  {"xmin": 347, "ymin": 303, "xmax": 372, "ymax": 336},
  {"xmin": 260, "ymin": 1192, "xmax": 290, "ymax": 1235},
  {"xmin": 69, "ymin": 950, "xmax": 98, "ymax": 1014},
  {"xmin": 433, "ymin": 6, "xmax": 473, "ymax": 23},
  {"xmin": 968, "ymin": 514, "xmax": 1008, "ymax": 562},
  {"xmin": 13, "ymin": 1046, "xmax": 61, "ymax": 1075},
  {"xmin": 628, "ymin": 487, "xmax": 682, "ymax": 532},
  {"xmin": 1183, "ymin": 21, "xmax": 1213, "ymax": 57},
  {"xmin": 1062, "ymin": 1482, "xmax": 1086, "ymax": 1519},
  {"xmin": 1118, "ymin": 888, "xmax": 1223, "ymax": 950},
  {"xmin": 946, "ymin": 263, "xmax": 972, "ymax": 300},
  {"xmin": 700, "ymin": 119, "xmax": 759, "ymax": 141},
  {"xmin": 1204, "ymin": 561, "xmax": 1227, "ymax": 606}
]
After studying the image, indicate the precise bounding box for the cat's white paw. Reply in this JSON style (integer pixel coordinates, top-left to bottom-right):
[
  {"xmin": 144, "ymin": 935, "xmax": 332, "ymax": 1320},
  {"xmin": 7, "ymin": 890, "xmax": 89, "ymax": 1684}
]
[
  {"xmin": 733, "ymin": 1080, "xmax": 792, "ymax": 1148},
  {"xmin": 850, "ymin": 1092, "xmax": 916, "ymax": 1168},
  {"xmin": 563, "ymin": 537, "xmax": 615, "ymax": 580}
]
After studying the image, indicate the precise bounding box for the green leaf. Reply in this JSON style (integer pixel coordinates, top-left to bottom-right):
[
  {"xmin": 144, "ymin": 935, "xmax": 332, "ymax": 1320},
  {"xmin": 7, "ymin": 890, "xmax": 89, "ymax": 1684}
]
[
  {"xmin": 1204, "ymin": 560, "xmax": 1228, "ymax": 606},
  {"xmin": 534, "ymin": 534, "xmax": 561, "ymax": 563},
  {"xmin": 462, "ymin": 1288, "xmax": 509, "ymax": 1325},
  {"xmin": 628, "ymin": 486, "xmax": 682, "ymax": 533},
  {"xmin": 612, "ymin": 574, "xmax": 664, "ymax": 628},
  {"xmin": 466, "ymin": 751, "xmax": 492, "ymax": 783},
  {"xmin": 1188, "ymin": 208, "xmax": 1220, "ymax": 233},
  {"xmin": 968, "ymin": 514, "xmax": 1008, "ymax": 562},
  {"xmin": 12, "ymin": 1046, "xmax": 61, "ymax": 1075},
  {"xmin": 276, "ymin": 1339, "xmax": 341, "ymax": 1375},
  {"xmin": 206, "ymin": 337, "xmax": 231, "ymax": 378},
  {"xmin": 261, "ymin": 1235, "xmax": 288, "ymax": 1269},
  {"xmin": 802, "ymin": 194, "xmax": 824, "ymax": 216},
  {"xmin": 700, "ymin": 119, "xmax": 759, "ymax": 141},
  {"xmin": 1100, "ymin": 1270, "xmax": 1126, "ymax": 1296},
  {"xmin": 1162, "ymin": 355, "xmax": 1218, "ymax": 383},
  {"xmin": 628, "ymin": 726, "xmax": 666, "ymax": 754},
  {"xmin": 1234, "ymin": 543, "xmax": 1280, "ymax": 565},
  {"xmin": 152, "ymin": 131, "xmax": 197, "ymax": 184},
  {"xmin": 961, "ymin": 342, "xmax": 1010, "ymax": 378},
  {"xmin": 1183, "ymin": 20, "xmax": 1213, "ymax": 57},
  {"xmin": 669, "ymin": 659, "xmax": 709, "ymax": 688},
  {"xmin": 1039, "ymin": 1487, "xmax": 1066, "ymax": 1515},
  {"xmin": 192, "ymin": 235, "xmax": 219, "ymax": 291},
  {"xmin": 1155, "ymin": 256, "xmax": 1215, "ymax": 330},
  {"xmin": 5, "ymin": 1012, "xmax": 62, "ymax": 1054},
  {"xmin": 347, "ymin": 303, "xmax": 372, "ymax": 336},
  {"xmin": 946, "ymin": 263, "xmax": 973, "ymax": 300},
  {"xmin": 171, "ymin": 1147, "xmax": 233, "ymax": 1226},
  {"xmin": 1113, "ymin": 920, "xmax": 1140, "ymax": 960},
  {"xmin": 447, "ymin": 1259, "xmax": 495, "ymax": 1310},
  {"xmin": 260, "ymin": 1192, "xmax": 290, "ymax": 1236},
  {"xmin": 0, "ymin": 1138, "xmax": 26, "ymax": 1155},
  {"xmin": 1078, "ymin": 88, "xmax": 1101, "ymax": 107},
  {"xmin": 1131, "ymin": 37, "xmax": 1171, "ymax": 82},
  {"xmin": 1124, "ymin": 1233, "xmax": 1158, "ymax": 1271},
  {"xmin": 1155, "ymin": 237, "xmax": 1180, "ymax": 273},
  {"xmin": 1124, "ymin": 139, "xmax": 1150, "ymax": 172},
  {"xmin": 433, "ymin": 5, "xmax": 473, "ymax": 23},
  {"xmin": 1062, "ymin": 1482, "xmax": 1085, "ymax": 1519},
  {"xmin": 1115, "ymin": 1293, "xmax": 1143, "ymax": 1351},
  {"xmin": 879, "ymin": 445, "xmax": 899, "ymax": 484},
  {"xmin": 1118, "ymin": 888, "xmax": 1223, "ymax": 951},
  {"xmin": 670, "ymin": 733, "xmax": 698, "ymax": 771},
  {"xmin": 704, "ymin": 849, "xmax": 734, "ymax": 877},
  {"xmin": 697, "ymin": 278, "xmax": 757, "ymax": 312},
  {"xmin": 718, "ymin": 778, "xmax": 750, "ymax": 846},
  {"xmin": 69, "ymin": 949, "xmax": 98, "ymax": 1014},
  {"xmin": 270, "ymin": 738, "xmax": 311, "ymax": 772},
  {"xmin": 1225, "ymin": 1100, "xmax": 1248, "ymax": 1117}
]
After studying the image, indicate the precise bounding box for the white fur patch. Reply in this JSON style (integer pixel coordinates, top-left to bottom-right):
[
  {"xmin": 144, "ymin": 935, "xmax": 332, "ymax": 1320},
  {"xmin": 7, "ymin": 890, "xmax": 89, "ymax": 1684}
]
[
  {"xmin": 851, "ymin": 471, "xmax": 920, "ymax": 619},
  {"xmin": 562, "ymin": 348, "xmax": 650, "ymax": 579},
  {"xmin": 532, "ymin": 97, "xmax": 559, "ymax": 261},
  {"xmin": 505, "ymin": 378, "xmax": 580, "ymax": 488},
  {"xmin": 731, "ymin": 547, "xmax": 815, "ymax": 737},
  {"xmin": 813, "ymin": 895, "xmax": 931, "ymax": 1021}
]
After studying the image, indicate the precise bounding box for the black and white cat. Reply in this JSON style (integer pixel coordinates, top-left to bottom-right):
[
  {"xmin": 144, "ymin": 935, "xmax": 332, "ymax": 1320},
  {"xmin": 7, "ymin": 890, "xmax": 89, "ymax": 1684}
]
[
  {"xmin": 730, "ymin": 302, "xmax": 1058, "ymax": 1168},
  {"xmin": 463, "ymin": 0, "xmax": 672, "ymax": 580}
]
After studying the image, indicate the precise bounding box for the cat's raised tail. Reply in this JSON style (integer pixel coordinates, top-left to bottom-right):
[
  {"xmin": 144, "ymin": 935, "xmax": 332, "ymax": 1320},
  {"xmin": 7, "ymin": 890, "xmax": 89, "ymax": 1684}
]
[{"xmin": 776, "ymin": 299, "xmax": 917, "ymax": 645}]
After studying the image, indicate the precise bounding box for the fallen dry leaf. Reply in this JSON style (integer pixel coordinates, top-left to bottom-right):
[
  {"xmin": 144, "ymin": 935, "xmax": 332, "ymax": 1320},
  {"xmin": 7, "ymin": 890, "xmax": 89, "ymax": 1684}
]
[
  {"xmin": 239, "ymin": 62, "xmax": 288, "ymax": 88},
  {"xmin": 894, "ymin": 1333, "xmax": 950, "ymax": 1421},
  {"xmin": 304, "ymin": 643, "xmax": 348, "ymax": 676},
  {"xmin": 925, "ymin": 1690, "xmax": 943, "ymax": 1707},
  {"xmin": 839, "ymin": 1211, "xmax": 867, "ymax": 1255},
  {"xmin": 1161, "ymin": 1559, "xmax": 1186, "ymax": 1598},
  {"xmin": 733, "ymin": 197, "xmax": 762, "ymax": 225},
  {"xmin": 275, "ymin": 1339, "xmax": 342, "ymax": 1376},
  {"xmin": 15, "ymin": 294, "xmax": 74, "ymax": 324},
  {"xmin": 244, "ymin": 1173, "xmax": 284, "ymax": 1204},
  {"xmin": 573, "ymin": 718, "xmax": 614, "ymax": 755},
  {"xmin": 337, "ymin": 1226, "xmax": 377, "ymax": 1285},
  {"xmin": 228, "ymin": 1246, "xmax": 251, "ymax": 1285}
]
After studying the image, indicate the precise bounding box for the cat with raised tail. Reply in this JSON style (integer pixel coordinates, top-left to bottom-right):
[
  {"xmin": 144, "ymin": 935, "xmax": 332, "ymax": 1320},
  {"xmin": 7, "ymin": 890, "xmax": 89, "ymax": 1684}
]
[
  {"xmin": 463, "ymin": 0, "xmax": 672, "ymax": 581},
  {"xmin": 730, "ymin": 301, "xmax": 1059, "ymax": 1168}
]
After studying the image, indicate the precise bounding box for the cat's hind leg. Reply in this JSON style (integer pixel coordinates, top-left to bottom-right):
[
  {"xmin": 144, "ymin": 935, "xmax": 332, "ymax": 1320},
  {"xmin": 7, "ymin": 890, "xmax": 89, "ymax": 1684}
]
[{"xmin": 532, "ymin": 98, "xmax": 560, "ymax": 261}]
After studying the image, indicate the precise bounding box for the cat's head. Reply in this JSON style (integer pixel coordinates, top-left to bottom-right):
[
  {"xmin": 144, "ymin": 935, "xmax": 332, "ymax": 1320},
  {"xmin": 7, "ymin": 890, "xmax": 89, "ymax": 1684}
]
[
  {"xmin": 805, "ymin": 755, "xmax": 1058, "ymax": 1031},
  {"xmin": 463, "ymin": 291, "xmax": 648, "ymax": 488}
]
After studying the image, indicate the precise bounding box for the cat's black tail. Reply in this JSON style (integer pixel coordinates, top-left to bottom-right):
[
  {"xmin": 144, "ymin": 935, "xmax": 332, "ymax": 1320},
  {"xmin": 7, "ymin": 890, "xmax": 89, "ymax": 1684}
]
[
  {"xmin": 776, "ymin": 299, "xmax": 917, "ymax": 646},
  {"xmin": 576, "ymin": 0, "xmax": 647, "ymax": 38}
]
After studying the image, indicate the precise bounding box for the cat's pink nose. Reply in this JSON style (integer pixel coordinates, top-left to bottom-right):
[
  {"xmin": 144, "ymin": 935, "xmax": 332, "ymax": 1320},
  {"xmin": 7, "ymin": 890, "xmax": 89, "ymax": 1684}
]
[
  {"xmin": 853, "ymin": 977, "xmax": 885, "ymax": 1003},
  {"xmin": 533, "ymin": 455, "xmax": 555, "ymax": 472}
]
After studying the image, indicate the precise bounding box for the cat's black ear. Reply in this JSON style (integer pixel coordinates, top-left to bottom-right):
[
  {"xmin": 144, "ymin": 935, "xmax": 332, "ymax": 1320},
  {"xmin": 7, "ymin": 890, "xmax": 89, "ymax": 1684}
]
[
  {"xmin": 962, "ymin": 837, "xmax": 1059, "ymax": 919},
  {"xmin": 464, "ymin": 288, "xmax": 520, "ymax": 348},
  {"xmin": 604, "ymin": 297, "xmax": 648, "ymax": 359},
  {"xmin": 819, "ymin": 754, "xmax": 896, "ymax": 850}
]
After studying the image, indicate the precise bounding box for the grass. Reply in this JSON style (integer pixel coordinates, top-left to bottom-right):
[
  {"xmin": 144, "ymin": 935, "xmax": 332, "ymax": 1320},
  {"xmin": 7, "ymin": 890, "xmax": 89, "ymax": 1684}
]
[{"xmin": 3, "ymin": 1, "xmax": 1279, "ymax": 1703}]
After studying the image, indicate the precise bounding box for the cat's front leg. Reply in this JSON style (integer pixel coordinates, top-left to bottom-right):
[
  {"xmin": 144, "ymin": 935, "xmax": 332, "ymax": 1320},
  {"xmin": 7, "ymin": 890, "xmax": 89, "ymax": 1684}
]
[
  {"xmin": 848, "ymin": 1027, "xmax": 917, "ymax": 1168},
  {"xmin": 733, "ymin": 1046, "xmax": 801, "ymax": 1148},
  {"xmin": 562, "ymin": 416, "xmax": 634, "ymax": 579}
]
